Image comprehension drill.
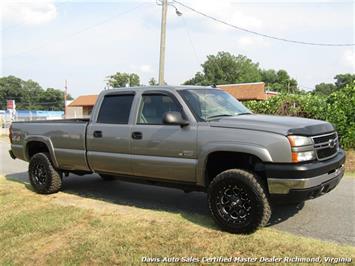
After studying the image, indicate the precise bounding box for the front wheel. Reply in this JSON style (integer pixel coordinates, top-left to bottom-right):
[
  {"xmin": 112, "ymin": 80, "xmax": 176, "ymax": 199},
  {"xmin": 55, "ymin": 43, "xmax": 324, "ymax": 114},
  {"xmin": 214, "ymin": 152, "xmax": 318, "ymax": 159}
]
[
  {"xmin": 28, "ymin": 153, "xmax": 62, "ymax": 194},
  {"xmin": 208, "ymin": 169, "xmax": 271, "ymax": 234}
]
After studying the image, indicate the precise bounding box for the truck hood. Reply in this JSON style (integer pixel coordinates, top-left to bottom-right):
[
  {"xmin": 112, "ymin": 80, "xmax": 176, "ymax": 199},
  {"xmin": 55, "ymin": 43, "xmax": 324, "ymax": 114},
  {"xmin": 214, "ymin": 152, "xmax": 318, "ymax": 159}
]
[{"xmin": 209, "ymin": 114, "xmax": 334, "ymax": 136}]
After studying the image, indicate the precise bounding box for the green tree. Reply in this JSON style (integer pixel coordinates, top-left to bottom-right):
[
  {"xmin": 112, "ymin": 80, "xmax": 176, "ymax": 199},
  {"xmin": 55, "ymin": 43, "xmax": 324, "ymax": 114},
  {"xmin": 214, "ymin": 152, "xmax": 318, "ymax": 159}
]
[
  {"xmin": 21, "ymin": 80, "xmax": 43, "ymax": 109},
  {"xmin": 260, "ymin": 69, "xmax": 278, "ymax": 84},
  {"xmin": 334, "ymin": 74, "xmax": 355, "ymax": 89},
  {"xmin": 148, "ymin": 77, "xmax": 158, "ymax": 86},
  {"xmin": 39, "ymin": 88, "xmax": 66, "ymax": 111},
  {"xmin": 129, "ymin": 73, "xmax": 140, "ymax": 87},
  {"xmin": 184, "ymin": 72, "xmax": 207, "ymax": 86},
  {"xmin": 0, "ymin": 76, "xmax": 23, "ymax": 109},
  {"xmin": 313, "ymin": 83, "xmax": 337, "ymax": 96},
  {"xmin": 313, "ymin": 73, "xmax": 355, "ymax": 96},
  {"xmin": 184, "ymin": 52, "xmax": 298, "ymax": 93},
  {"xmin": 107, "ymin": 72, "xmax": 140, "ymax": 87},
  {"xmin": 184, "ymin": 52, "xmax": 261, "ymax": 85},
  {"xmin": 0, "ymin": 75, "xmax": 69, "ymax": 110},
  {"xmin": 260, "ymin": 69, "xmax": 298, "ymax": 93}
]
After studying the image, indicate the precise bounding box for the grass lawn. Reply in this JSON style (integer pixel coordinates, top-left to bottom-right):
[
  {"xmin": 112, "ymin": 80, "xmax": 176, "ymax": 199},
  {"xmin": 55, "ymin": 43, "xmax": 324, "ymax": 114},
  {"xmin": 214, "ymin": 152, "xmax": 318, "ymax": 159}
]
[{"xmin": 0, "ymin": 176, "xmax": 354, "ymax": 265}]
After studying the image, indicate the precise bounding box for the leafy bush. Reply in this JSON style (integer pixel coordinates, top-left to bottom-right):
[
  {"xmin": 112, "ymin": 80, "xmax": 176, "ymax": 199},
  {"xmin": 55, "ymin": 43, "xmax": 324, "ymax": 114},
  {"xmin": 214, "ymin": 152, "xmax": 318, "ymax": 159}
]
[{"xmin": 244, "ymin": 83, "xmax": 355, "ymax": 149}]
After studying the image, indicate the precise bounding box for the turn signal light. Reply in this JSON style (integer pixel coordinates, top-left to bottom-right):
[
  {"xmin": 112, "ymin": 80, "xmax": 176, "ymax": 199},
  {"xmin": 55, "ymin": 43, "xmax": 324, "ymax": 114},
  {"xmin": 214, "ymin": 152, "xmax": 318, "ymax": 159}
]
[{"xmin": 291, "ymin": 151, "xmax": 316, "ymax": 163}]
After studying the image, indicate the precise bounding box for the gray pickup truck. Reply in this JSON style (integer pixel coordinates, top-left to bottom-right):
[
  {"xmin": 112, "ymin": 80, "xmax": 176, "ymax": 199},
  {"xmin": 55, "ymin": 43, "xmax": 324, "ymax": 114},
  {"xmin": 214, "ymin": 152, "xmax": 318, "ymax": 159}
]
[{"xmin": 9, "ymin": 86, "xmax": 346, "ymax": 233}]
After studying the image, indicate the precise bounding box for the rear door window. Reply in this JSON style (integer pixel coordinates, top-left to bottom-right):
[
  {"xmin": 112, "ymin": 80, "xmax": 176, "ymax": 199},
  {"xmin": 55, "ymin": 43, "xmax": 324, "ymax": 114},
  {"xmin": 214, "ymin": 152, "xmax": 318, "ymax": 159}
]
[{"xmin": 97, "ymin": 94, "xmax": 134, "ymax": 124}]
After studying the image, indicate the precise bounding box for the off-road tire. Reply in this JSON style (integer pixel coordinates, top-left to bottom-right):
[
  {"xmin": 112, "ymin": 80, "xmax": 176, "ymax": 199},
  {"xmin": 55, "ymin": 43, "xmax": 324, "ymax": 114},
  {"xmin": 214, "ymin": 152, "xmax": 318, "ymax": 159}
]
[
  {"xmin": 208, "ymin": 169, "xmax": 271, "ymax": 234},
  {"xmin": 28, "ymin": 152, "xmax": 62, "ymax": 194},
  {"xmin": 99, "ymin": 174, "xmax": 115, "ymax": 181}
]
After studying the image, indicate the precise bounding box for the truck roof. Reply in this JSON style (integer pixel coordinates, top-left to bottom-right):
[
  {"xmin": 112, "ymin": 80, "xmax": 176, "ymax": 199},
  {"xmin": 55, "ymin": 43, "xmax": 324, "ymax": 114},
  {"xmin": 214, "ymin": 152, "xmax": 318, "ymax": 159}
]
[{"xmin": 104, "ymin": 85, "xmax": 215, "ymax": 94}]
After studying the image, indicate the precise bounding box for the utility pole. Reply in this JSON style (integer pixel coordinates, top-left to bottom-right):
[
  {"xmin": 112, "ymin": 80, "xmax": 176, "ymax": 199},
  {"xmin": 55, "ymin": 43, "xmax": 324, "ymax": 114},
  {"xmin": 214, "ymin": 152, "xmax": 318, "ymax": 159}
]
[
  {"xmin": 158, "ymin": 0, "xmax": 168, "ymax": 85},
  {"xmin": 64, "ymin": 80, "xmax": 68, "ymax": 119}
]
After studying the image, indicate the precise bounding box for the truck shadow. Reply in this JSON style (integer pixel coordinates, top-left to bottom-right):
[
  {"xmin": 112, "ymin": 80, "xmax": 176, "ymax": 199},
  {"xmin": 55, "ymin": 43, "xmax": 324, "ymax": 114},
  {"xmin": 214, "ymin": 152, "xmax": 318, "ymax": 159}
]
[{"xmin": 5, "ymin": 172, "xmax": 304, "ymax": 229}]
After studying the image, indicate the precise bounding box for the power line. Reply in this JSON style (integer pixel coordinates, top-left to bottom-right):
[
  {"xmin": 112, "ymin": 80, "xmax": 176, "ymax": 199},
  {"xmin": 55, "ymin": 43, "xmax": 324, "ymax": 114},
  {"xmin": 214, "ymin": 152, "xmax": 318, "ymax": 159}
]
[
  {"xmin": 173, "ymin": 0, "xmax": 354, "ymax": 47},
  {"xmin": 181, "ymin": 16, "xmax": 201, "ymax": 66}
]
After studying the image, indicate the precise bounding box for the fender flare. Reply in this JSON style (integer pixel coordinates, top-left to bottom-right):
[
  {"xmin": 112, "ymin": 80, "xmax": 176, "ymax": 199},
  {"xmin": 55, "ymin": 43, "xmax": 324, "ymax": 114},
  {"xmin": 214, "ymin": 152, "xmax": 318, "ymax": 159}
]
[
  {"xmin": 196, "ymin": 142, "xmax": 272, "ymax": 186},
  {"xmin": 24, "ymin": 136, "xmax": 59, "ymax": 168}
]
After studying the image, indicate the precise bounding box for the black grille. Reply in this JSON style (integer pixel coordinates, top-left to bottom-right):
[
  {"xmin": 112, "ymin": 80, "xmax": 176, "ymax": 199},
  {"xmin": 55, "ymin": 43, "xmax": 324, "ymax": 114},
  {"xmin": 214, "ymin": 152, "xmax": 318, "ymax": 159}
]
[
  {"xmin": 313, "ymin": 133, "xmax": 337, "ymax": 144},
  {"xmin": 312, "ymin": 132, "xmax": 338, "ymax": 160},
  {"xmin": 317, "ymin": 146, "xmax": 338, "ymax": 159}
]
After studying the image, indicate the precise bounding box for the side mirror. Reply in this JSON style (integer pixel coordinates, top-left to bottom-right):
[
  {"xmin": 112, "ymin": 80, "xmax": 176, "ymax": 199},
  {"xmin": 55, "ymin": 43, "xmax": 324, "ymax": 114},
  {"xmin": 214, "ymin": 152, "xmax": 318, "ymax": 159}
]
[{"xmin": 163, "ymin": 111, "xmax": 189, "ymax": 127}]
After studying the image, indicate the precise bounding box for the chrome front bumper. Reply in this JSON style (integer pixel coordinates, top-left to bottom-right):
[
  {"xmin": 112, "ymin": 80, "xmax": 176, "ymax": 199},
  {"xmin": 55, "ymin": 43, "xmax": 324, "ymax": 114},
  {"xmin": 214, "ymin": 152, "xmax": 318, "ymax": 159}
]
[{"xmin": 268, "ymin": 164, "xmax": 345, "ymax": 194}]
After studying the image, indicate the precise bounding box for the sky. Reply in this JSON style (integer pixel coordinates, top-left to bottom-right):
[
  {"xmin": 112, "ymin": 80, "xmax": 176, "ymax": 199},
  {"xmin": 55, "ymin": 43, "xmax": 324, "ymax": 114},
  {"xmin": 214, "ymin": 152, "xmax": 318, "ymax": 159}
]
[{"xmin": 1, "ymin": 0, "xmax": 354, "ymax": 97}]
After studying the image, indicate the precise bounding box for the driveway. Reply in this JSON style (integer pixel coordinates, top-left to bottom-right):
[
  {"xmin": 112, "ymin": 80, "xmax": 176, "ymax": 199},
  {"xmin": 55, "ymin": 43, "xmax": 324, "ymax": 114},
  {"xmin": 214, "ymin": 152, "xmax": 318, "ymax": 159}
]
[{"xmin": 1, "ymin": 138, "xmax": 354, "ymax": 245}]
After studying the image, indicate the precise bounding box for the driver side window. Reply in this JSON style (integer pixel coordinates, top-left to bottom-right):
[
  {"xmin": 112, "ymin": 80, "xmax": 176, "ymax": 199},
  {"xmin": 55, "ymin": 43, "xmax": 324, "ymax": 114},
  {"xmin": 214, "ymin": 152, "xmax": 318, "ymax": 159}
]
[{"xmin": 137, "ymin": 94, "xmax": 180, "ymax": 125}]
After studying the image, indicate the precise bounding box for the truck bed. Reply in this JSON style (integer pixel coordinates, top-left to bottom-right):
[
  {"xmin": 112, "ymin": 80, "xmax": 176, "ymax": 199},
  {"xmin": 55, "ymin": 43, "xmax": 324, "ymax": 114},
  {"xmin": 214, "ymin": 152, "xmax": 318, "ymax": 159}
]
[
  {"xmin": 11, "ymin": 119, "xmax": 90, "ymax": 171},
  {"xmin": 13, "ymin": 118, "xmax": 90, "ymax": 123}
]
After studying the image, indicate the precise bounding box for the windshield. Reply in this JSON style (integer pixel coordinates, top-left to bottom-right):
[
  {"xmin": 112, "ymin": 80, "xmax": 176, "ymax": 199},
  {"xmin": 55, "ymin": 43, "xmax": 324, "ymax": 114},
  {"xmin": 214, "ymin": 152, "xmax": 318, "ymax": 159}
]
[{"xmin": 179, "ymin": 89, "xmax": 251, "ymax": 121}]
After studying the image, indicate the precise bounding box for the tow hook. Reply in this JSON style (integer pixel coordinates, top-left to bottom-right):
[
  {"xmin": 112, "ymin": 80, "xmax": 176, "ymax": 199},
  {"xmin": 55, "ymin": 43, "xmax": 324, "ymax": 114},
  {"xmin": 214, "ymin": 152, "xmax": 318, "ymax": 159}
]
[{"xmin": 319, "ymin": 185, "xmax": 325, "ymax": 193}]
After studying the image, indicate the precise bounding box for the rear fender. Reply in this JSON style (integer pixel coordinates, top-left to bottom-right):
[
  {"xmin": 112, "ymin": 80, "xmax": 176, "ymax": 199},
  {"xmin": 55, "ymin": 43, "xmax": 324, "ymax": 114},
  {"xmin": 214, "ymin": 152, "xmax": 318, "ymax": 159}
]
[{"xmin": 24, "ymin": 136, "xmax": 59, "ymax": 168}]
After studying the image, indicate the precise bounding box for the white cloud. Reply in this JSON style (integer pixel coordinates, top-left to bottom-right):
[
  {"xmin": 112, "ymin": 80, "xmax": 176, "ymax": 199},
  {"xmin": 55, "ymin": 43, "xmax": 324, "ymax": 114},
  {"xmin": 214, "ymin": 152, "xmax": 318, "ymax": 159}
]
[
  {"xmin": 128, "ymin": 64, "xmax": 154, "ymax": 75},
  {"xmin": 229, "ymin": 10, "xmax": 263, "ymax": 29},
  {"xmin": 173, "ymin": 0, "xmax": 352, "ymax": 35},
  {"xmin": 139, "ymin": 64, "xmax": 153, "ymax": 74},
  {"xmin": 2, "ymin": 1, "xmax": 353, "ymax": 96},
  {"xmin": 1, "ymin": 0, "xmax": 57, "ymax": 25},
  {"xmin": 171, "ymin": 0, "xmax": 263, "ymax": 32},
  {"xmin": 237, "ymin": 36, "xmax": 270, "ymax": 48},
  {"xmin": 343, "ymin": 49, "xmax": 355, "ymax": 69},
  {"xmin": 238, "ymin": 36, "xmax": 254, "ymax": 46}
]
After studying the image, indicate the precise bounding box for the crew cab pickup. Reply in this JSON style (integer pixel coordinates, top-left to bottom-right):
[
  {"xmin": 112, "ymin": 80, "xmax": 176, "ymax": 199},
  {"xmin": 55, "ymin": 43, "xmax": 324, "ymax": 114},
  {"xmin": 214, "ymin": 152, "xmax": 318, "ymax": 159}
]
[{"xmin": 9, "ymin": 86, "xmax": 346, "ymax": 233}]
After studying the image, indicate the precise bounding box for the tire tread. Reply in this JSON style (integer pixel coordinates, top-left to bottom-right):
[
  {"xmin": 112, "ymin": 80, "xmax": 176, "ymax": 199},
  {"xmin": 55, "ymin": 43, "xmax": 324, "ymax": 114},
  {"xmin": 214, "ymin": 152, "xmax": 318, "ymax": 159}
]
[
  {"xmin": 208, "ymin": 169, "xmax": 271, "ymax": 233},
  {"xmin": 28, "ymin": 152, "xmax": 62, "ymax": 194}
]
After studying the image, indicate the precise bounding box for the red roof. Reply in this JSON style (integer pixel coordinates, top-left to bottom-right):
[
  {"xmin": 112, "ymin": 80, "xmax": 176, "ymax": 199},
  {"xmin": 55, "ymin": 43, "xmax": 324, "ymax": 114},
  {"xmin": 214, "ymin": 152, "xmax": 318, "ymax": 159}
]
[
  {"xmin": 218, "ymin": 82, "xmax": 266, "ymax": 100},
  {"xmin": 69, "ymin": 95, "xmax": 98, "ymax": 107},
  {"xmin": 68, "ymin": 83, "xmax": 275, "ymax": 108}
]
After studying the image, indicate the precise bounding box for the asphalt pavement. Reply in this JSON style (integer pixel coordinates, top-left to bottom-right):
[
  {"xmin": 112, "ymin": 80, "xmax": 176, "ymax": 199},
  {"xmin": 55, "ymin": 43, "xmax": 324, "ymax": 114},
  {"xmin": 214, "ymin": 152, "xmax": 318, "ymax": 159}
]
[{"xmin": 0, "ymin": 139, "xmax": 354, "ymax": 246}]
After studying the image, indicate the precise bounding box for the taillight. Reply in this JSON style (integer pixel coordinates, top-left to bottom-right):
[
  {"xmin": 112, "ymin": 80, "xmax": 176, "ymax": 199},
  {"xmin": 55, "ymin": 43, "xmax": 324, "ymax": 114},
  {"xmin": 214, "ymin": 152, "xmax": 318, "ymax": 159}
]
[{"xmin": 9, "ymin": 124, "xmax": 13, "ymax": 144}]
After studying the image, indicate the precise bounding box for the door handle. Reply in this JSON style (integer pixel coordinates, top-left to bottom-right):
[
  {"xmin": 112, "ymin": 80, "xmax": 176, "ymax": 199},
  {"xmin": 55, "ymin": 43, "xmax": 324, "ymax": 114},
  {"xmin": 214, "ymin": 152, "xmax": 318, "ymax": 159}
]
[
  {"xmin": 131, "ymin": 131, "xmax": 142, "ymax": 140},
  {"xmin": 93, "ymin": 130, "xmax": 102, "ymax": 138}
]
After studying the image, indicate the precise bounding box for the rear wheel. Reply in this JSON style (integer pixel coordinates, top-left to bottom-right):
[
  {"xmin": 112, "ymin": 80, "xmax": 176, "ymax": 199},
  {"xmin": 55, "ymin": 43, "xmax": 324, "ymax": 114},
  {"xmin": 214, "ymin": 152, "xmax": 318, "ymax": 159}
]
[
  {"xmin": 28, "ymin": 153, "xmax": 62, "ymax": 194},
  {"xmin": 208, "ymin": 169, "xmax": 271, "ymax": 234}
]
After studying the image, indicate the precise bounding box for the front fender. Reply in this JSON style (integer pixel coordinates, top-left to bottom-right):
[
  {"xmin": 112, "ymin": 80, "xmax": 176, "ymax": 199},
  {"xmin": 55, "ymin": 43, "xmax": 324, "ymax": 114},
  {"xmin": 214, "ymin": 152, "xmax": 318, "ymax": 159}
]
[{"xmin": 196, "ymin": 142, "xmax": 272, "ymax": 186}]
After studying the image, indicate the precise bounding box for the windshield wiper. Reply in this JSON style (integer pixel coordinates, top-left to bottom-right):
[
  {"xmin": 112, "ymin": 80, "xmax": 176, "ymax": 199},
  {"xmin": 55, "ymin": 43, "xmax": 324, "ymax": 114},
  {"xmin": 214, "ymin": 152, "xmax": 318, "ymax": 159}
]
[
  {"xmin": 206, "ymin": 114, "xmax": 234, "ymax": 120},
  {"xmin": 237, "ymin": 112, "xmax": 252, "ymax": 116}
]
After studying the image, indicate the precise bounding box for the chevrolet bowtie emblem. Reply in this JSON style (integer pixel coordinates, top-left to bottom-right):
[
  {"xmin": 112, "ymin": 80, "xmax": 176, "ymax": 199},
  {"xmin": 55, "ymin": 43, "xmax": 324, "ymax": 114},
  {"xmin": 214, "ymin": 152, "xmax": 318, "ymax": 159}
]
[{"xmin": 328, "ymin": 139, "xmax": 335, "ymax": 148}]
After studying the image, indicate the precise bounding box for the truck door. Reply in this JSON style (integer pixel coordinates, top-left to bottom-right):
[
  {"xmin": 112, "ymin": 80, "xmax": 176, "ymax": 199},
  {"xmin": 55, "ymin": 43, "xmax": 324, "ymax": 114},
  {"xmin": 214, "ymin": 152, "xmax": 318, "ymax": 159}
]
[
  {"xmin": 86, "ymin": 92, "xmax": 135, "ymax": 175},
  {"xmin": 130, "ymin": 91, "xmax": 197, "ymax": 182}
]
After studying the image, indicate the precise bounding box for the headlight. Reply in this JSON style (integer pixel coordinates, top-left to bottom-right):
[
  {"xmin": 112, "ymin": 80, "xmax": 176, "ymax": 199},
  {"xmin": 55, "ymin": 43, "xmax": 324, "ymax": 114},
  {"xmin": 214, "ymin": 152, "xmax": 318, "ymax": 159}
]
[
  {"xmin": 287, "ymin": 135, "xmax": 315, "ymax": 163},
  {"xmin": 287, "ymin": 135, "xmax": 313, "ymax": 146}
]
